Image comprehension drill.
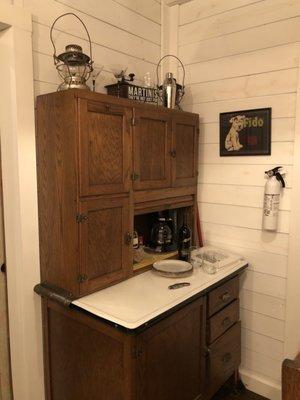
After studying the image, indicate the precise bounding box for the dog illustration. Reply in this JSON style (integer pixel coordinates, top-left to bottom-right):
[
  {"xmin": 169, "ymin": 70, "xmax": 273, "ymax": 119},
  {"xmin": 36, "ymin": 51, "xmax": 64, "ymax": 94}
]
[{"xmin": 225, "ymin": 115, "xmax": 246, "ymax": 151}]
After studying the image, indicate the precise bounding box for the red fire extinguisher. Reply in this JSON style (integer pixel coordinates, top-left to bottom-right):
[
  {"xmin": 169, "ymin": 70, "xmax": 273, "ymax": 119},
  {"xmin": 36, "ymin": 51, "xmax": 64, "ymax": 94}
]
[{"xmin": 262, "ymin": 166, "xmax": 286, "ymax": 231}]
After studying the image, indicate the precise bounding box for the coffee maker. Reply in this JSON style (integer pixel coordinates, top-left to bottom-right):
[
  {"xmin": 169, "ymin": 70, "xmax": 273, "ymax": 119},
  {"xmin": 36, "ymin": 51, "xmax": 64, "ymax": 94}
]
[{"xmin": 150, "ymin": 210, "xmax": 178, "ymax": 252}]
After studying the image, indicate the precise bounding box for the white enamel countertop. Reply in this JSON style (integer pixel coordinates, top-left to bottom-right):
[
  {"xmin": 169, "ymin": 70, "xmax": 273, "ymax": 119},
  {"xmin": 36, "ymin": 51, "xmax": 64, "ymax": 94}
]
[{"xmin": 73, "ymin": 260, "xmax": 247, "ymax": 330}]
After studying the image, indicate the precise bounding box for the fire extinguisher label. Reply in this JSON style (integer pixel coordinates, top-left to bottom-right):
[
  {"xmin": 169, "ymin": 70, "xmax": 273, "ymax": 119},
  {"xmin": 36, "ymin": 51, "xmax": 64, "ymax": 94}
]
[{"xmin": 263, "ymin": 194, "xmax": 280, "ymax": 217}]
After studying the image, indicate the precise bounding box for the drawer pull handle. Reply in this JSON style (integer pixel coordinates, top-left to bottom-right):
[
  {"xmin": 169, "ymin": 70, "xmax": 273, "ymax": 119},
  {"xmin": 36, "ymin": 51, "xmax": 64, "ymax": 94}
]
[
  {"xmin": 220, "ymin": 291, "xmax": 231, "ymax": 302},
  {"xmin": 222, "ymin": 353, "xmax": 232, "ymax": 363},
  {"xmin": 221, "ymin": 317, "xmax": 231, "ymax": 327}
]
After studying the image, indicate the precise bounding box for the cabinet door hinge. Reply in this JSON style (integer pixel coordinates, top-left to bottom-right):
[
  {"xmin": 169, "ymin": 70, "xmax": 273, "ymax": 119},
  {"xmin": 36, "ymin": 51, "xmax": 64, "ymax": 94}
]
[
  {"xmin": 76, "ymin": 214, "xmax": 88, "ymax": 223},
  {"xmin": 77, "ymin": 274, "xmax": 88, "ymax": 283},
  {"xmin": 131, "ymin": 172, "xmax": 139, "ymax": 181}
]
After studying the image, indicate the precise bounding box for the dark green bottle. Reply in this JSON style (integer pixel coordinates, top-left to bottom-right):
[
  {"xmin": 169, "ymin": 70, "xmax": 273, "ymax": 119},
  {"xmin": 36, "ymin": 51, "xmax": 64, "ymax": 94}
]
[{"xmin": 178, "ymin": 219, "xmax": 191, "ymax": 261}]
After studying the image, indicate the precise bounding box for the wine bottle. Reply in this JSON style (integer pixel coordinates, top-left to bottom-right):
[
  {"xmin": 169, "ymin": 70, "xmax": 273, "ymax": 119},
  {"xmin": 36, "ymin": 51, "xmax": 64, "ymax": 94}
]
[{"xmin": 178, "ymin": 217, "xmax": 191, "ymax": 261}]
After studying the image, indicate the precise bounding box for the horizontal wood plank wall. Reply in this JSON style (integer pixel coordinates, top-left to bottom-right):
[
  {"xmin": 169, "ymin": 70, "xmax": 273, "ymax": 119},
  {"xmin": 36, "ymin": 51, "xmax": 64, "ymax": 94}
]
[
  {"xmin": 178, "ymin": 0, "xmax": 298, "ymax": 398},
  {"xmin": 22, "ymin": 0, "xmax": 161, "ymax": 96}
]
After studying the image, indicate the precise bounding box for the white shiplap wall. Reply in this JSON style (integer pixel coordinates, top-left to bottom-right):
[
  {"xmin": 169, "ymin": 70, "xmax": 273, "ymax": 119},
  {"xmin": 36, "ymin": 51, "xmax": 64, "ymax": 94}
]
[
  {"xmin": 178, "ymin": 0, "xmax": 299, "ymax": 398},
  {"xmin": 21, "ymin": 0, "xmax": 161, "ymax": 97}
]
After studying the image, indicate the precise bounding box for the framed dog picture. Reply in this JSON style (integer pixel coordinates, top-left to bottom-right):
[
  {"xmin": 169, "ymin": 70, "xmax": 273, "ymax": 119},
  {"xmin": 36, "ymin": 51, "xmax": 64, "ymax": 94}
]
[{"xmin": 220, "ymin": 108, "xmax": 271, "ymax": 156}]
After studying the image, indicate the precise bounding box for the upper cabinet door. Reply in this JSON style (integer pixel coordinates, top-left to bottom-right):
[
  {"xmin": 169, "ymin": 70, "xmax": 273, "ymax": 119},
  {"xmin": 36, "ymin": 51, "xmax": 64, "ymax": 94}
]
[
  {"xmin": 133, "ymin": 108, "xmax": 172, "ymax": 190},
  {"xmin": 79, "ymin": 99, "xmax": 132, "ymax": 196},
  {"xmin": 171, "ymin": 114, "xmax": 199, "ymax": 187},
  {"xmin": 79, "ymin": 195, "xmax": 132, "ymax": 296}
]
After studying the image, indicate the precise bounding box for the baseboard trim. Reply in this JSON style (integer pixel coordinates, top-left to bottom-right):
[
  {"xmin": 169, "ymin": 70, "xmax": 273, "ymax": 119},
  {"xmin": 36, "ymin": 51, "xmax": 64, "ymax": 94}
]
[{"xmin": 239, "ymin": 367, "xmax": 281, "ymax": 400}]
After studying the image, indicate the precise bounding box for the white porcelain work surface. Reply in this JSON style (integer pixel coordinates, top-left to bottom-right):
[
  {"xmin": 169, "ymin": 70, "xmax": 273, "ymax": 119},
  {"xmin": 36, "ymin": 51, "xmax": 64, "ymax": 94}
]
[{"xmin": 73, "ymin": 260, "xmax": 247, "ymax": 330}]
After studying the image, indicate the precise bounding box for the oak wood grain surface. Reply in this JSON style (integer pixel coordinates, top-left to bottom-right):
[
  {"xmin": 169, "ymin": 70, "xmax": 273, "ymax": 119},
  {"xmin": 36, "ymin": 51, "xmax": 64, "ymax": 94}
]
[
  {"xmin": 208, "ymin": 300, "xmax": 239, "ymax": 344},
  {"xmin": 282, "ymin": 353, "xmax": 300, "ymax": 400},
  {"xmin": 36, "ymin": 91, "xmax": 80, "ymax": 296},
  {"xmin": 79, "ymin": 195, "xmax": 132, "ymax": 295},
  {"xmin": 79, "ymin": 99, "xmax": 132, "ymax": 196},
  {"xmin": 136, "ymin": 297, "xmax": 206, "ymax": 400},
  {"xmin": 208, "ymin": 277, "xmax": 239, "ymax": 317},
  {"xmin": 133, "ymin": 107, "xmax": 172, "ymax": 190},
  {"xmin": 172, "ymin": 113, "xmax": 199, "ymax": 187},
  {"xmin": 35, "ymin": 90, "xmax": 199, "ymax": 298}
]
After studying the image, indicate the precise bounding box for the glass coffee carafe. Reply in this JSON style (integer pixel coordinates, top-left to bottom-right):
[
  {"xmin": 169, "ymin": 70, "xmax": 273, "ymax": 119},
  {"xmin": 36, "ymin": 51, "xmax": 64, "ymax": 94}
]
[{"xmin": 150, "ymin": 216, "xmax": 172, "ymax": 253}]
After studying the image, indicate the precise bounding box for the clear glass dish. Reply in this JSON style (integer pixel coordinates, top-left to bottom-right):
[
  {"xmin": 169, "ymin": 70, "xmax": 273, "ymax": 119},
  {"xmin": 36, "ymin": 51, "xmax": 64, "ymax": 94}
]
[{"xmin": 189, "ymin": 246, "xmax": 203, "ymax": 268}]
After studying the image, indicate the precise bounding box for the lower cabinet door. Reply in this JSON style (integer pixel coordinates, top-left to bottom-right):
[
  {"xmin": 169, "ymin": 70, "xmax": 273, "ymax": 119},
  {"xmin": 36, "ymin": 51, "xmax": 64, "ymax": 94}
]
[
  {"xmin": 136, "ymin": 298, "xmax": 205, "ymax": 400},
  {"xmin": 79, "ymin": 195, "xmax": 132, "ymax": 296}
]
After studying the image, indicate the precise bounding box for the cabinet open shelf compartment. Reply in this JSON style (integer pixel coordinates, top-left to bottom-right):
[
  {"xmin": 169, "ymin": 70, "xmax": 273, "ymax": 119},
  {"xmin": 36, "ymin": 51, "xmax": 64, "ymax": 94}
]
[
  {"xmin": 133, "ymin": 250, "xmax": 178, "ymax": 272},
  {"xmin": 132, "ymin": 204, "xmax": 194, "ymax": 273}
]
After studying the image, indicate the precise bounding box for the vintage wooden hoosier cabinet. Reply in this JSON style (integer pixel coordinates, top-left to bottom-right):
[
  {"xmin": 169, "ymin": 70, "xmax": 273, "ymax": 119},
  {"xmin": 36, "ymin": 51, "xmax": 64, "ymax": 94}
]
[{"xmin": 34, "ymin": 89, "xmax": 247, "ymax": 400}]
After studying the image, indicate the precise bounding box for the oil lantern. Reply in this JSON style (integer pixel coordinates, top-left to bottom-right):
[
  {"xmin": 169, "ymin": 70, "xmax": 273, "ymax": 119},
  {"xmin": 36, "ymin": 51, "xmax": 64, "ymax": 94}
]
[
  {"xmin": 156, "ymin": 54, "xmax": 185, "ymax": 109},
  {"xmin": 50, "ymin": 13, "xmax": 94, "ymax": 91}
]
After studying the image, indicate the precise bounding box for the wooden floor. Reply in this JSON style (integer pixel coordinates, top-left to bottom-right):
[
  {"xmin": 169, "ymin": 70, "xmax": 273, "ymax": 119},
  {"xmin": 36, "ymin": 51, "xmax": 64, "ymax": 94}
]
[{"xmin": 212, "ymin": 389, "xmax": 269, "ymax": 399}]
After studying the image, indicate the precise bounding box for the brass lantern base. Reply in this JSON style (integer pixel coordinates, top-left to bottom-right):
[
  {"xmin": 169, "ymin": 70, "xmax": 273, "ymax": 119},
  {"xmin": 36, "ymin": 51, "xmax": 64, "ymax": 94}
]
[{"xmin": 58, "ymin": 76, "xmax": 90, "ymax": 91}]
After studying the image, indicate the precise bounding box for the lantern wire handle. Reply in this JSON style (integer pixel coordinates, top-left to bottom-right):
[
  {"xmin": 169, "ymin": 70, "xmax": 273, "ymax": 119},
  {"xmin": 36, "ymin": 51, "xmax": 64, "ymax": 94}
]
[
  {"xmin": 156, "ymin": 54, "xmax": 185, "ymax": 103},
  {"xmin": 50, "ymin": 12, "xmax": 93, "ymax": 66}
]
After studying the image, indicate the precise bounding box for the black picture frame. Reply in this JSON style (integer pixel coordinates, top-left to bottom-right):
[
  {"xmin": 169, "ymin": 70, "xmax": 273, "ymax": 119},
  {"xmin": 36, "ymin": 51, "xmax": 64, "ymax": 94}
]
[{"xmin": 219, "ymin": 107, "xmax": 271, "ymax": 156}]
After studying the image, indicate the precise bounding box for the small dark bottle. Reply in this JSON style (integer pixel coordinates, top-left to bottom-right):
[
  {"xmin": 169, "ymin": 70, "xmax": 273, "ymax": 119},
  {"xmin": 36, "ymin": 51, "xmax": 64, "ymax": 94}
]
[{"xmin": 178, "ymin": 218, "xmax": 191, "ymax": 261}]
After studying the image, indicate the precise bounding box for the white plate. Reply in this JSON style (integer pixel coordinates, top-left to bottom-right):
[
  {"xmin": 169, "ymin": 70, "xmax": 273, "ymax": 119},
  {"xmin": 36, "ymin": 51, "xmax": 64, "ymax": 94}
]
[{"xmin": 153, "ymin": 260, "xmax": 193, "ymax": 277}]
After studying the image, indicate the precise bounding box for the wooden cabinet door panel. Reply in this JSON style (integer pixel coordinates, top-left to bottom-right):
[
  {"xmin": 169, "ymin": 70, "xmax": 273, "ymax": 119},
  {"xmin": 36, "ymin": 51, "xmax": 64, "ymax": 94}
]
[
  {"xmin": 47, "ymin": 304, "xmax": 130, "ymax": 400},
  {"xmin": 79, "ymin": 196, "xmax": 132, "ymax": 295},
  {"xmin": 79, "ymin": 99, "xmax": 132, "ymax": 196},
  {"xmin": 133, "ymin": 108, "xmax": 171, "ymax": 190},
  {"xmin": 136, "ymin": 298, "xmax": 205, "ymax": 400},
  {"xmin": 172, "ymin": 114, "xmax": 199, "ymax": 187}
]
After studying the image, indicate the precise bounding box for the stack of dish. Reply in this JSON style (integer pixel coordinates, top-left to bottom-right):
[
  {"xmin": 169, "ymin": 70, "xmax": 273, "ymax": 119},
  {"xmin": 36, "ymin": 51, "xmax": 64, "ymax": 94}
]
[{"xmin": 152, "ymin": 260, "xmax": 193, "ymax": 278}]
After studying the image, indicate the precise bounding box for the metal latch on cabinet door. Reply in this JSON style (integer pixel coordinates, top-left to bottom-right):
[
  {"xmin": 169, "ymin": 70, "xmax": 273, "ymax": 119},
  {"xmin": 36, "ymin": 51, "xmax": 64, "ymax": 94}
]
[
  {"xmin": 77, "ymin": 274, "xmax": 88, "ymax": 283},
  {"xmin": 131, "ymin": 172, "xmax": 139, "ymax": 181},
  {"xmin": 204, "ymin": 346, "xmax": 211, "ymax": 357},
  {"xmin": 76, "ymin": 214, "xmax": 88, "ymax": 223}
]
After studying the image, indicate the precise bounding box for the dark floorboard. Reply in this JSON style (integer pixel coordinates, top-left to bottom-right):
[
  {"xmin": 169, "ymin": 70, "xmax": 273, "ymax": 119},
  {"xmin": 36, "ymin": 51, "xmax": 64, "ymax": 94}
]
[{"xmin": 212, "ymin": 389, "xmax": 269, "ymax": 400}]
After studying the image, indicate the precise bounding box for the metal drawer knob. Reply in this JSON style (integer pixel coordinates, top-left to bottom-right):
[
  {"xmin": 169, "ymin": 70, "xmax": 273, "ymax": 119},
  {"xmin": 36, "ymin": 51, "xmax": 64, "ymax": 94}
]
[
  {"xmin": 221, "ymin": 317, "xmax": 231, "ymax": 327},
  {"xmin": 222, "ymin": 352, "xmax": 232, "ymax": 363},
  {"xmin": 220, "ymin": 291, "xmax": 231, "ymax": 302}
]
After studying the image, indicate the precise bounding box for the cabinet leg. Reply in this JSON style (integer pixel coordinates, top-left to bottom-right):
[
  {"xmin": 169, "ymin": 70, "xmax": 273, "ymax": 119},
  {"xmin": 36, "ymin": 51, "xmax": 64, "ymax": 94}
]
[
  {"xmin": 230, "ymin": 370, "xmax": 247, "ymax": 396},
  {"xmin": 212, "ymin": 372, "xmax": 246, "ymax": 399}
]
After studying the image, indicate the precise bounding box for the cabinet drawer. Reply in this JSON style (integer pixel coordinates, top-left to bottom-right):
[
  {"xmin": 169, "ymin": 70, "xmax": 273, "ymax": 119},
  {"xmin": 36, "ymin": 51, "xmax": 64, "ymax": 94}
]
[
  {"xmin": 208, "ymin": 277, "xmax": 239, "ymax": 316},
  {"xmin": 208, "ymin": 300, "xmax": 239, "ymax": 344},
  {"xmin": 208, "ymin": 322, "xmax": 241, "ymax": 391}
]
